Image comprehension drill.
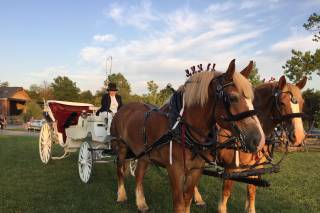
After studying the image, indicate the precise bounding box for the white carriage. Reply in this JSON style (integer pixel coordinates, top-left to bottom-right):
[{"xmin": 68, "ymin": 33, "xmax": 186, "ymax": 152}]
[{"xmin": 39, "ymin": 100, "xmax": 136, "ymax": 183}]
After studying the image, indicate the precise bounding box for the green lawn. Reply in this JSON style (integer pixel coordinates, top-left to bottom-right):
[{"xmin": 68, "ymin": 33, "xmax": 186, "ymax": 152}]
[{"xmin": 0, "ymin": 135, "xmax": 319, "ymax": 213}]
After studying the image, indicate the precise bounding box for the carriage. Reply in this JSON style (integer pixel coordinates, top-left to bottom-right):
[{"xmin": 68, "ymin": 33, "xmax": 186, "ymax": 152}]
[{"xmin": 39, "ymin": 100, "xmax": 137, "ymax": 183}]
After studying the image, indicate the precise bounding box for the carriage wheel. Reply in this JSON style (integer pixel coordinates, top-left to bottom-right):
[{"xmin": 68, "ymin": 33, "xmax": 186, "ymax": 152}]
[
  {"xmin": 39, "ymin": 123, "xmax": 52, "ymax": 164},
  {"xmin": 129, "ymin": 159, "xmax": 138, "ymax": 176},
  {"xmin": 78, "ymin": 141, "xmax": 93, "ymax": 183}
]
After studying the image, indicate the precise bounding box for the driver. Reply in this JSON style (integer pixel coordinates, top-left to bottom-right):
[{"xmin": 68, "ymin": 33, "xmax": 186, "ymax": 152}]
[{"xmin": 96, "ymin": 82, "xmax": 122, "ymax": 135}]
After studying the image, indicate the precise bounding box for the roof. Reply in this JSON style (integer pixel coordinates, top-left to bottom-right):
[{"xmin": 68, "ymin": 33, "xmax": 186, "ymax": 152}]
[{"xmin": 0, "ymin": 87, "xmax": 25, "ymax": 99}]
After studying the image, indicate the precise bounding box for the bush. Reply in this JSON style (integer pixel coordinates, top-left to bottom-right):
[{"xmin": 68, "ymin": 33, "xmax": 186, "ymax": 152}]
[{"xmin": 21, "ymin": 101, "xmax": 42, "ymax": 122}]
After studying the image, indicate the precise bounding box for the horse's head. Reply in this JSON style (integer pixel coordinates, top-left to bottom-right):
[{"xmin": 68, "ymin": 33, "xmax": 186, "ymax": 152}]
[
  {"xmin": 273, "ymin": 75, "xmax": 307, "ymax": 146},
  {"xmin": 213, "ymin": 60, "xmax": 265, "ymax": 153},
  {"xmin": 183, "ymin": 59, "xmax": 265, "ymax": 153}
]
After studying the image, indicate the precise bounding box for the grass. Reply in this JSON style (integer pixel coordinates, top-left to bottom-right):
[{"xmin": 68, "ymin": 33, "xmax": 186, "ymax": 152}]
[{"xmin": 0, "ymin": 135, "xmax": 319, "ymax": 213}]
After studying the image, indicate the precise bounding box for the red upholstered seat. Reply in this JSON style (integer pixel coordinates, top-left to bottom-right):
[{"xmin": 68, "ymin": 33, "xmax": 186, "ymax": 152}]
[{"xmin": 48, "ymin": 102, "xmax": 92, "ymax": 142}]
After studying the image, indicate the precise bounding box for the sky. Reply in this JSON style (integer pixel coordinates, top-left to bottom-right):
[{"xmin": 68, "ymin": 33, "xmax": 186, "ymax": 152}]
[{"xmin": 0, "ymin": 0, "xmax": 319, "ymax": 94}]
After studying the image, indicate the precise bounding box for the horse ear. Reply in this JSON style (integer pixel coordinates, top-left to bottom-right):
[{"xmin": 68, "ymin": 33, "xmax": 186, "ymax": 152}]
[
  {"xmin": 296, "ymin": 76, "xmax": 307, "ymax": 89},
  {"xmin": 225, "ymin": 59, "xmax": 236, "ymax": 81},
  {"xmin": 240, "ymin": 60, "xmax": 253, "ymax": 79},
  {"xmin": 278, "ymin": 75, "xmax": 287, "ymax": 90}
]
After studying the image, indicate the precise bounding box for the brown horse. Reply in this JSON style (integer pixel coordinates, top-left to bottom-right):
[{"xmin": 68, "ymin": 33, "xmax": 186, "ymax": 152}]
[
  {"xmin": 110, "ymin": 59, "xmax": 265, "ymax": 213},
  {"xmin": 193, "ymin": 75, "xmax": 307, "ymax": 213}
]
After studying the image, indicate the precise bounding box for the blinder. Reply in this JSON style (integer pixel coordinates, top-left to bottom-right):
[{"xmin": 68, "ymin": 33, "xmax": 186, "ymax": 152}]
[{"xmin": 215, "ymin": 75, "xmax": 257, "ymax": 122}]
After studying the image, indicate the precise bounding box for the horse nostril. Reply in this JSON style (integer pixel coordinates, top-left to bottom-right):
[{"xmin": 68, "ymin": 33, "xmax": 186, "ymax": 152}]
[{"xmin": 246, "ymin": 132, "xmax": 261, "ymax": 153}]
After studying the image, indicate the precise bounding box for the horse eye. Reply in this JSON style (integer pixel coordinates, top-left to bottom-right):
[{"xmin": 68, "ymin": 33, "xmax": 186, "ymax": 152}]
[
  {"xmin": 229, "ymin": 96, "xmax": 238, "ymax": 103},
  {"xmin": 291, "ymin": 97, "xmax": 298, "ymax": 104}
]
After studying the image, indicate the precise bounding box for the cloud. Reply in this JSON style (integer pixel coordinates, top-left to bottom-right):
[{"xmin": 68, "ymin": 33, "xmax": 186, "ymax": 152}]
[
  {"xmin": 105, "ymin": 0, "xmax": 157, "ymax": 29},
  {"xmin": 75, "ymin": 1, "xmax": 318, "ymax": 94},
  {"xmin": 78, "ymin": 1, "xmax": 272, "ymax": 93},
  {"xmin": 271, "ymin": 34, "xmax": 317, "ymax": 53},
  {"xmin": 240, "ymin": 0, "xmax": 259, "ymax": 9},
  {"xmin": 93, "ymin": 34, "xmax": 115, "ymax": 42},
  {"xmin": 80, "ymin": 47, "xmax": 106, "ymax": 65},
  {"xmin": 253, "ymin": 32, "xmax": 318, "ymax": 83},
  {"xmin": 206, "ymin": 1, "xmax": 234, "ymax": 13},
  {"xmin": 164, "ymin": 8, "xmax": 200, "ymax": 33},
  {"xmin": 78, "ymin": 25, "xmax": 266, "ymax": 93}
]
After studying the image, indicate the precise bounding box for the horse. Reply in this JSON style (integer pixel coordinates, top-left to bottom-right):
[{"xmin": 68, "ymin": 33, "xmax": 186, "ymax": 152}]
[
  {"xmin": 193, "ymin": 74, "xmax": 307, "ymax": 213},
  {"xmin": 110, "ymin": 59, "xmax": 266, "ymax": 213}
]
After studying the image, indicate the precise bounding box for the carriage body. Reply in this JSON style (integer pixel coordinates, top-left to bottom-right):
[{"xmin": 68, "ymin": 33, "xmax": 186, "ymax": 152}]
[
  {"xmin": 39, "ymin": 100, "xmax": 136, "ymax": 183},
  {"xmin": 40, "ymin": 100, "xmax": 107, "ymax": 153}
]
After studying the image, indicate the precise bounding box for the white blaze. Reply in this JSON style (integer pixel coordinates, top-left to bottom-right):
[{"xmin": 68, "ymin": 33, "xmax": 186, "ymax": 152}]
[{"xmin": 290, "ymin": 101, "xmax": 305, "ymax": 143}]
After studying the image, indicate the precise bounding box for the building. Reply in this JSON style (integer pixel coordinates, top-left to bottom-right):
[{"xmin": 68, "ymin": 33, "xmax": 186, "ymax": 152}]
[{"xmin": 0, "ymin": 87, "xmax": 31, "ymax": 118}]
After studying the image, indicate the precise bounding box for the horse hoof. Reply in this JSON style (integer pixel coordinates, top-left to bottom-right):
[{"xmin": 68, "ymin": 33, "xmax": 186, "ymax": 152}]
[
  {"xmin": 195, "ymin": 202, "xmax": 206, "ymax": 208},
  {"xmin": 117, "ymin": 198, "xmax": 127, "ymax": 203},
  {"xmin": 138, "ymin": 207, "xmax": 149, "ymax": 213}
]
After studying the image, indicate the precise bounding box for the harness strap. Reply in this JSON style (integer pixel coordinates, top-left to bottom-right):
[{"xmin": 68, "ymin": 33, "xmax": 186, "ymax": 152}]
[
  {"xmin": 135, "ymin": 130, "xmax": 174, "ymax": 159},
  {"xmin": 181, "ymin": 124, "xmax": 186, "ymax": 171},
  {"xmin": 222, "ymin": 110, "xmax": 257, "ymax": 122},
  {"xmin": 272, "ymin": 113, "xmax": 305, "ymax": 121}
]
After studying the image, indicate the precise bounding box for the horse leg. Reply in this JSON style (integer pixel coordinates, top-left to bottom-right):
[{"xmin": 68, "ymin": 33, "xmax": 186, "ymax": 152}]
[
  {"xmin": 116, "ymin": 142, "xmax": 128, "ymax": 202},
  {"xmin": 184, "ymin": 169, "xmax": 203, "ymax": 213},
  {"xmin": 218, "ymin": 179, "xmax": 234, "ymax": 213},
  {"xmin": 167, "ymin": 166, "xmax": 185, "ymax": 213},
  {"xmin": 245, "ymin": 184, "xmax": 256, "ymax": 213},
  {"xmin": 135, "ymin": 159, "xmax": 149, "ymax": 212},
  {"xmin": 193, "ymin": 185, "xmax": 206, "ymax": 206}
]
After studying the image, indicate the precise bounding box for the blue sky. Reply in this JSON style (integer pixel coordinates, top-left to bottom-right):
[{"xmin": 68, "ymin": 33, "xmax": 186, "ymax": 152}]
[{"xmin": 0, "ymin": 0, "xmax": 319, "ymax": 94}]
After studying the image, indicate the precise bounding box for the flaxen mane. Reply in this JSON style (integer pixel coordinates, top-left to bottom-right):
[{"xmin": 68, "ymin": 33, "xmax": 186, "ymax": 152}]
[{"xmin": 183, "ymin": 71, "xmax": 254, "ymax": 107}]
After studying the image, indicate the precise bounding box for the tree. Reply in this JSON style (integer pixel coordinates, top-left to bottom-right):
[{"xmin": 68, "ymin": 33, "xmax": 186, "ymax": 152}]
[
  {"xmin": 283, "ymin": 49, "xmax": 320, "ymax": 82},
  {"xmin": 283, "ymin": 13, "xmax": 320, "ymax": 82},
  {"xmin": 28, "ymin": 84, "xmax": 41, "ymax": 101},
  {"xmin": 28, "ymin": 81, "xmax": 54, "ymax": 103},
  {"xmin": 303, "ymin": 89, "xmax": 320, "ymax": 128},
  {"xmin": 248, "ymin": 62, "xmax": 263, "ymax": 86},
  {"xmin": 51, "ymin": 76, "xmax": 80, "ymax": 101},
  {"xmin": 21, "ymin": 101, "xmax": 43, "ymax": 122},
  {"xmin": 79, "ymin": 90, "xmax": 94, "ymax": 104},
  {"xmin": 158, "ymin": 84, "xmax": 175, "ymax": 105},
  {"xmin": 39, "ymin": 81, "xmax": 54, "ymax": 101},
  {"xmin": 0, "ymin": 81, "xmax": 9, "ymax": 87},
  {"xmin": 93, "ymin": 90, "xmax": 104, "ymax": 106},
  {"xmin": 144, "ymin": 80, "xmax": 159, "ymax": 105},
  {"xmin": 303, "ymin": 12, "xmax": 320, "ymax": 42}
]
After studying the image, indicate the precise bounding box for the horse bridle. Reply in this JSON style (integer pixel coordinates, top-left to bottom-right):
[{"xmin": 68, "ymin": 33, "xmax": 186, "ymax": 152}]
[
  {"xmin": 272, "ymin": 87, "xmax": 304, "ymax": 122},
  {"xmin": 213, "ymin": 75, "xmax": 258, "ymax": 152}
]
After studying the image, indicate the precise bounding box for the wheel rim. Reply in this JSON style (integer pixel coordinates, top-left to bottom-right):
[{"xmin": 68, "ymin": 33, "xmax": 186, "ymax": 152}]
[
  {"xmin": 129, "ymin": 160, "xmax": 137, "ymax": 176},
  {"xmin": 39, "ymin": 123, "xmax": 52, "ymax": 164},
  {"xmin": 78, "ymin": 142, "xmax": 93, "ymax": 183}
]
